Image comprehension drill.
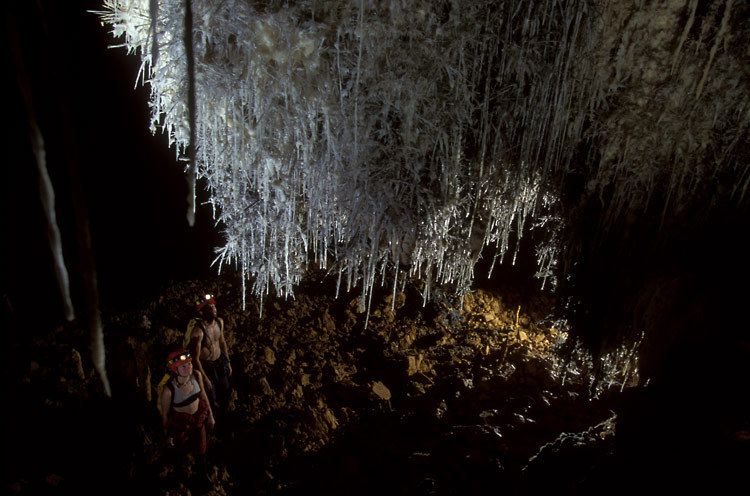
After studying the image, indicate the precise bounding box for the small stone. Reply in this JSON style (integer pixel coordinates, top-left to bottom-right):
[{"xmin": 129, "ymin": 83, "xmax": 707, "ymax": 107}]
[
  {"xmin": 259, "ymin": 377, "xmax": 273, "ymax": 395},
  {"xmin": 264, "ymin": 346, "xmax": 276, "ymax": 365},
  {"xmin": 371, "ymin": 381, "xmax": 391, "ymax": 401}
]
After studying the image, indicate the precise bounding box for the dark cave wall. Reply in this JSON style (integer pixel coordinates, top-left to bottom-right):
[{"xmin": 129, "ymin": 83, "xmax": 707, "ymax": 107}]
[
  {"xmin": 558, "ymin": 186, "xmax": 750, "ymax": 378},
  {"xmin": 3, "ymin": 0, "xmax": 222, "ymax": 330}
]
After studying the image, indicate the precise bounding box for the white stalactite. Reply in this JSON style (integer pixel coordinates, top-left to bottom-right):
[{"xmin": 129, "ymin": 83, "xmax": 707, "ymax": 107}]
[{"xmin": 98, "ymin": 0, "xmax": 749, "ymax": 310}]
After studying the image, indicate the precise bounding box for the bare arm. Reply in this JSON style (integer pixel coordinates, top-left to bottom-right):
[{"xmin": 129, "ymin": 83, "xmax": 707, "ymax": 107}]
[
  {"xmin": 189, "ymin": 329, "xmax": 212, "ymax": 389},
  {"xmin": 160, "ymin": 384, "xmax": 172, "ymax": 433},
  {"xmin": 218, "ymin": 318, "xmax": 232, "ymax": 376}
]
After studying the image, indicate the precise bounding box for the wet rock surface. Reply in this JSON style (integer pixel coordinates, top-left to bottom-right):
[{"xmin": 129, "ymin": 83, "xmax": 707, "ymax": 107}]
[{"xmin": 5, "ymin": 274, "xmax": 747, "ymax": 495}]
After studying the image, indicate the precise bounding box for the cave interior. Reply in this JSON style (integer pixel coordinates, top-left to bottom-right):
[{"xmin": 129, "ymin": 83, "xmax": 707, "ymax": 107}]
[{"xmin": 3, "ymin": 1, "xmax": 749, "ymax": 495}]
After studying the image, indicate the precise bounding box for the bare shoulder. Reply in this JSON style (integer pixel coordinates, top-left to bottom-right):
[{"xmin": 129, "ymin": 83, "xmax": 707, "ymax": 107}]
[
  {"xmin": 192, "ymin": 322, "xmax": 205, "ymax": 337},
  {"xmin": 190, "ymin": 322, "xmax": 205, "ymax": 342},
  {"xmin": 161, "ymin": 381, "xmax": 173, "ymax": 401}
]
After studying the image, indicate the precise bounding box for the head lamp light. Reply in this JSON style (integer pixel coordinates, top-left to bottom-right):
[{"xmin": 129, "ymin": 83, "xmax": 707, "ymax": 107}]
[
  {"xmin": 195, "ymin": 293, "xmax": 216, "ymax": 310},
  {"xmin": 170, "ymin": 353, "xmax": 191, "ymax": 364},
  {"xmin": 167, "ymin": 349, "xmax": 192, "ymax": 372}
]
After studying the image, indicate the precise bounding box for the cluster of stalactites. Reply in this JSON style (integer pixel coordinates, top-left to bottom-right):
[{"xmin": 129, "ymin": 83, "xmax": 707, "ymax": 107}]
[{"xmin": 99, "ymin": 0, "xmax": 747, "ymax": 314}]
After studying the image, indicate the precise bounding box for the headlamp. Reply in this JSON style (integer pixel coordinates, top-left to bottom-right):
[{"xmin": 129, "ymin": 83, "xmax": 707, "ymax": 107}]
[
  {"xmin": 196, "ymin": 294, "xmax": 216, "ymax": 310},
  {"xmin": 170, "ymin": 353, "xmax": 192, "ymax": 364}
]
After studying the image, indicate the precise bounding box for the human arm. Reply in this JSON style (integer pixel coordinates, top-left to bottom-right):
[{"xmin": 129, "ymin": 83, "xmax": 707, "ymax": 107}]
[
  {"xmin": 189, "ymin": 328, "xmax": 213, "ymax": 390},
  {"xmin": 160, "ymin": 383, "xmax": 173, "ymax": 443},
  {"xmin": 219, "ymin": 317, "xmax": 232, "ymax": 376}
]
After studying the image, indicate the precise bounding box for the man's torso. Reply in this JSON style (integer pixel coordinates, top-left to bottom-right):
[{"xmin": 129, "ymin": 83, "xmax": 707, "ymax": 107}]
[{"xmin": 197, "ymin": 319, "xmax": 222, "ymax": 362}]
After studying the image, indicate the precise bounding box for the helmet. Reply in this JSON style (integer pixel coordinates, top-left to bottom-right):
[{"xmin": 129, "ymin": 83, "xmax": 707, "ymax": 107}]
[
  {"xmin": 167, "ymin": 349, "xmax": 192, "ymax": 373},
  {"xmin": 195, "ymin": 293, "xmax": 216, "ymax": 311}
]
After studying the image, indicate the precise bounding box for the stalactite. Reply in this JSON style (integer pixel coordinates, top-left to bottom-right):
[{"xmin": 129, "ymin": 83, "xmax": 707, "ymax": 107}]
[
  {"xmin": 8, "ymin": 15, "xmax": 75, "ymax": 322},
  {"xmin": 671, "ymin": 0, "xmax": 698, "ymax": 74},
  {"xmin": 149, "ymin": 0, "xmax": 159, "ymax": 68},
  {"xmin": 695, "ymin": 0, "xmax": 734, "ymax": 100},
  {"xmin": 184, "ymin": 0, "xmax": 197, "ymax": 226},
  {"xmin": 35, "ymin": 127, "xmax": 75, "ymax": 322},
  {"xmin": 99, "ymin": 0, "xmax": 750, "ymax": 310}
]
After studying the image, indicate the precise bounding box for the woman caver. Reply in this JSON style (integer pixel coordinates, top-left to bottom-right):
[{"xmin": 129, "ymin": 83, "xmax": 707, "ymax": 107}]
[{"xmin": 160, "ymin": 349, "xmax": 215, "ymax": 456}]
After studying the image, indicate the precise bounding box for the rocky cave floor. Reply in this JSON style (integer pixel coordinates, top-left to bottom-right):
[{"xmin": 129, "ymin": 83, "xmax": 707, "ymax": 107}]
[{"xmin": 5, "ymin": 273, "xmax": 748, "ymax": 495}]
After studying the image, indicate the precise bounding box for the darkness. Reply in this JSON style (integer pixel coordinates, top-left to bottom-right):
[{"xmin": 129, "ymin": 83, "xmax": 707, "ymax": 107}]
[
  {"xmin": 3, "ymin": 0, "xmax": 221, "ymax": 327},
  {"xmin": 3, "ymin": 2, "xmax": 224, "ymax": 493}
]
